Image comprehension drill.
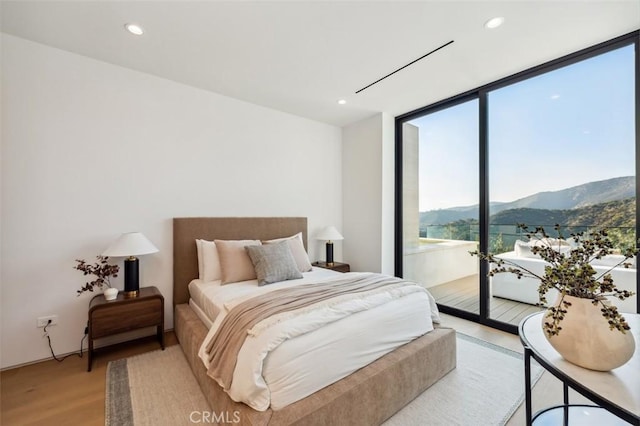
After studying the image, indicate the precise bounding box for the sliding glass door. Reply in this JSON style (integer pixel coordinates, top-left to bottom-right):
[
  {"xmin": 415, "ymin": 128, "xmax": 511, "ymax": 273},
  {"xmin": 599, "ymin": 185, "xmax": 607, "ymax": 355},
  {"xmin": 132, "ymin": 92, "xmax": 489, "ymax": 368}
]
[
  {"xmin": 396, "ymin": 32, "xmax": 638, "ymax": 331},
  {"xmin": 401, "ymin": 100, "xmax": 480, "ymax": 317},
  {"xmin": 486, "ymin": 44, "xmax": 636, "ymax": 326}
]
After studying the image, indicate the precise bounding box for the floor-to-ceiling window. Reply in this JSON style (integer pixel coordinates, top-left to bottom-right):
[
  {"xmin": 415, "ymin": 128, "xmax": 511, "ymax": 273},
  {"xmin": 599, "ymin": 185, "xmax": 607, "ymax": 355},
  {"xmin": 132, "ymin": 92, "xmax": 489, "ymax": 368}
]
[
  {"xmin": 401, "ymin": 99, "xmax": 480, "ymax": 318},
  {"xmin": 396, "ymin": 31, "xmax": 639, "ymax": 332}
]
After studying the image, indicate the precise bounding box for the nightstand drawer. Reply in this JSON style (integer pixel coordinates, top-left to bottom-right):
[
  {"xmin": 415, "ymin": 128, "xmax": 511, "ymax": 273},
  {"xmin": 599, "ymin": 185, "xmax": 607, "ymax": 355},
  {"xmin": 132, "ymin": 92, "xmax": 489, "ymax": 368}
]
[
  {"xmin": 91, "ymin": 298, "xmax": 162, "ymax": 338},
  {"xmin": 87, "ymin": 286, "xmax": 165, "ymax": 371}
]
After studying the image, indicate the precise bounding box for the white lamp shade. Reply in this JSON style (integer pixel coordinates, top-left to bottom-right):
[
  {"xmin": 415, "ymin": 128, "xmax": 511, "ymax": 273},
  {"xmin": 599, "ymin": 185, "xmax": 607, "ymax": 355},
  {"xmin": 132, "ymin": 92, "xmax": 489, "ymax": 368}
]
[
  {"xmin": 316, "ymin": 226, "xmax": 344, "ymax": 241},
  {"xmin": 102, "ymin": 232, "xmax": 159, "ymax": 257}
]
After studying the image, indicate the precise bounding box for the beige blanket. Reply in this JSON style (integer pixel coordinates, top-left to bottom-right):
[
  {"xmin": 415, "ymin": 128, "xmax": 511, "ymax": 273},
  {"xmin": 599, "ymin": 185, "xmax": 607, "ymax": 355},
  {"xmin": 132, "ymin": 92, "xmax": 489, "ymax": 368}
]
[{"xmin": 205, "ymin": 273, "xmax": 416, "ymax": 390}]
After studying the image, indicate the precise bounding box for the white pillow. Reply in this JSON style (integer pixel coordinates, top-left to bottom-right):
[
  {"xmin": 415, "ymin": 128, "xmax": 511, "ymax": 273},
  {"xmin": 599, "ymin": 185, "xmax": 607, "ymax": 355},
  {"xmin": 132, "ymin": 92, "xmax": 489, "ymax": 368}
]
[
  {"xmin": 196, "ymin": 239, "xmax": 222, "ymax": 282},
  {"xmin": 514, "ymin": 240, "xmax": 538, "ymax": 258},
  {"xmin": 196, "ymin": 239, "xmax": 204, "ymax": 279},
  {"xmin": 531, "ymin": 238, "xmax": 572, "ymax": 255},
  {"xmin": 533, "ymin": 238, "xmax": 570, "ymax": 247},
  {"xmin": 263, "ymin": 232, "xmax": 313, "ymax": 272}
]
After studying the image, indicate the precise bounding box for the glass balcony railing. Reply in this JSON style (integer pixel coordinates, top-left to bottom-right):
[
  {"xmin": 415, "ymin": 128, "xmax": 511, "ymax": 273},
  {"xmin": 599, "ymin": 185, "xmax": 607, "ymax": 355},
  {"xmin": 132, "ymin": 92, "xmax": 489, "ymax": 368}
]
[{"xmin": 420, "ymin": 224, "xmax": 636, "ymax": 255}]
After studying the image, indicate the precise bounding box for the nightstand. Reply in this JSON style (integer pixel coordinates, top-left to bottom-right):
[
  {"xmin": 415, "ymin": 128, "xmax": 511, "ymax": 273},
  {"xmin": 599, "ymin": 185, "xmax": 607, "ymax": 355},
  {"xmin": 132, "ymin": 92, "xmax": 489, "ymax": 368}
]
[
  {"xmin": 312, "ymin": 261, "xmax": 350, "ymax": 273},
  {"xmin": 87, "ymin": 286, "xmax": 164, "ymax": 371}
]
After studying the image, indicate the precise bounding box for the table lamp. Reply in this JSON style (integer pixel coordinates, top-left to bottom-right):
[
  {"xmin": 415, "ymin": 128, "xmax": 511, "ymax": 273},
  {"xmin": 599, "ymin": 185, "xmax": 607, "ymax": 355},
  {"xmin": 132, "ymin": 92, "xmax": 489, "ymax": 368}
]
[
  {"xmin": 102, "ymin": 232, "xmax": 158, "ymax": 297},
  {"xmin": 316, "ymin": 226, "xmax": 343, "ymax": 266}
]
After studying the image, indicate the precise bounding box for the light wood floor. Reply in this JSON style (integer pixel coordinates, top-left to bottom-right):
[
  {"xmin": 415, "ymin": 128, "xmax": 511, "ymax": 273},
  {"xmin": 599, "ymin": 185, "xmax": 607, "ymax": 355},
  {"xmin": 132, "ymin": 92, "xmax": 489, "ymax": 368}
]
[
  {"xmin": 429, "ymin": 274, "xmax": 544, "ymax": 326},
  {"xmin": 1, "ymin": 333, "xmax": 178, "ymax": 426},
  {"xmin": 1, "ymin": 318, "xmax": 591, "ymax": 426},
  {"xmin": 442, "ymin": 314, "xmax": 593, "ymax": 426}
]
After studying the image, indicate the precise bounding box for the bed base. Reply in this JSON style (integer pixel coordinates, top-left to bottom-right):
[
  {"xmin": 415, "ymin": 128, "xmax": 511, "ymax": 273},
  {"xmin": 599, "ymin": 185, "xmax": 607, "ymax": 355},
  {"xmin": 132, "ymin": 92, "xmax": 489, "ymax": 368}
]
[{"xmin": 175, "ymin": 303, "xmax": 456, "ymax": 426}]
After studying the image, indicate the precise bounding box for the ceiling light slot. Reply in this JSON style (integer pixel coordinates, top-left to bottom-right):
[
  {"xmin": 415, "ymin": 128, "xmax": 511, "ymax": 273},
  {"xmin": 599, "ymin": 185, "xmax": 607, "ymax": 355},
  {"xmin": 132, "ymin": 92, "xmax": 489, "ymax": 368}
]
[{"xmin": 355, "ymin": 40, "xmax": 454, "ymax": 94}]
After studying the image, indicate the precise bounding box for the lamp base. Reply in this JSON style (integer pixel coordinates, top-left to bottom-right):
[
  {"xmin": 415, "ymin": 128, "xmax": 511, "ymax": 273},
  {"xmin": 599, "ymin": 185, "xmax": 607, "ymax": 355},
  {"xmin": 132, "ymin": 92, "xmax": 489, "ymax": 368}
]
[
  {"xmin": 123, "ymin": 290, "xmax": 139, "ymax": 298},
  {"xmin": 124, "ymin": 257, "xmax": 140, "ymax": 297},
  {"xmin": 325, "ymin": 242, "xmax": 334, "ymax": 266}
]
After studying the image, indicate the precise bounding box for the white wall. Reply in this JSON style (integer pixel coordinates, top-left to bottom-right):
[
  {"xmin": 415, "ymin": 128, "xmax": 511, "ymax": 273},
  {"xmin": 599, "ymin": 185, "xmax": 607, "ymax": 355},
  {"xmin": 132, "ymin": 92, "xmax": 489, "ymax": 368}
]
[
  {"xmin": 402, "ymin": 123, "xmax": 419, "ymax": 250},
  {"xmin": 0, "ymin": 34, "xmax": 342, "ymax": 369},
  {"xmin": 342, "ymin": 113, "xmax": 394, "ymax": 275},
  {"xmin": 380, "ymin": 113, "xmax": 395, "ymax": 275}
]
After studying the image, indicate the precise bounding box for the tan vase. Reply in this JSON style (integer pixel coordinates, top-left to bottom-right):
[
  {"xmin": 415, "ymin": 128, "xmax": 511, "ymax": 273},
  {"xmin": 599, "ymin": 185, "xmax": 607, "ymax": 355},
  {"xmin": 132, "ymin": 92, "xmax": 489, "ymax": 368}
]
[{"xmin": 543, "ymin": 294, "xmax": 636, "ymax": 371}]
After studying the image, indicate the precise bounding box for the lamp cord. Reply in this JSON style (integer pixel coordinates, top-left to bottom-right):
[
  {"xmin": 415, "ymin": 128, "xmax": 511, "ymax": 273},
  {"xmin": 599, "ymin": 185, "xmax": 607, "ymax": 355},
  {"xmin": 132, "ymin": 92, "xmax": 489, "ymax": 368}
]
[{"xmin": 43, "ymin": 322, "xmax": 86, "ymax": 362}]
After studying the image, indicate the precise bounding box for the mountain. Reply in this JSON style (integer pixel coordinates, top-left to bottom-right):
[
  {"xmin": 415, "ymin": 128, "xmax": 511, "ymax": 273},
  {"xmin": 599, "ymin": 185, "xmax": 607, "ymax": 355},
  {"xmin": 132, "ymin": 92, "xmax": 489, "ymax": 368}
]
[
  {"xmin": 421, "ymin": 176, "xmax": 635, "ymax": 225},
  {"xmin": 419, "ymin": 206, "xmax": 478, "ymax": 226},
  {"xmin": 501, "ymin": 176, "xmax": 635, "ymax": 211},
  {"xmin": 490, "ymin": 197, "xmax": 636, "ymax": 228}
]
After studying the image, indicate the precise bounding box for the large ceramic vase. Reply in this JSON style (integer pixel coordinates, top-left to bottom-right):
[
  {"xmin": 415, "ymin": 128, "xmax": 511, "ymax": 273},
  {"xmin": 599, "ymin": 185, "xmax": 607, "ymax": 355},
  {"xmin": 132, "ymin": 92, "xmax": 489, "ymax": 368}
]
[{"xmin": 543, "ymin": 294, "xmax": 635, "ymax": 371}]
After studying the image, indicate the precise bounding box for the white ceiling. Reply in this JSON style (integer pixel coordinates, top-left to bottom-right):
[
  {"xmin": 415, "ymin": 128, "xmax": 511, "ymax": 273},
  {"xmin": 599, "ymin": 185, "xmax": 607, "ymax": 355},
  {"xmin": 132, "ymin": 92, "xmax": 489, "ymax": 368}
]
[{"xmin": 1, "ymin": 1, "xmax": 638, "ymax": 127}]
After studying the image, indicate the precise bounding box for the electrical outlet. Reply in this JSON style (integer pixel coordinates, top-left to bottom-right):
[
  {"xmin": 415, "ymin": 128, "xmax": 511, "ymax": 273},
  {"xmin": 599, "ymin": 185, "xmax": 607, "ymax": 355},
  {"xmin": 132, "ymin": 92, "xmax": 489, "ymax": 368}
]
[{"xmin": 37, "ymin": 315, "xmax": 58, "ymax": 328}]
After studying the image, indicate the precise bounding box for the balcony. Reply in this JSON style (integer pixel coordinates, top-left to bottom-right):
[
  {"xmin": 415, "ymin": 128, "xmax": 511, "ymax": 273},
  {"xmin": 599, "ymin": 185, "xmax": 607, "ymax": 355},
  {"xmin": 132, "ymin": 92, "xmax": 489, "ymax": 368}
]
[
  {"xmin": 404, "ymin": 236, "xmax": 543, "ymax": 325},
  {"xmin": 404, "ymin": 238, "xmax": 478, "ymax": 289},
  {"xmin": 405, "ymin": 224, "xmax": 637, "ymax": 326}
]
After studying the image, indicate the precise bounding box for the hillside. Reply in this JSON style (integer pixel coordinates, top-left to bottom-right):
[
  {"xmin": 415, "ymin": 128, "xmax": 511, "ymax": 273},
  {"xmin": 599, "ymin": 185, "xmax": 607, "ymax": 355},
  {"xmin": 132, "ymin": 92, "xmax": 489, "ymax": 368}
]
[
  {"xmin": 504, "ymin": 176, "xmax": 635, "ymax": 211},
  {"xmin": 421, "ymin": 176, "xmax": 635, "ymax": 225},
  {"xmin": 489, "ymin": 197, "xmax": 636, "ymax": 228}
]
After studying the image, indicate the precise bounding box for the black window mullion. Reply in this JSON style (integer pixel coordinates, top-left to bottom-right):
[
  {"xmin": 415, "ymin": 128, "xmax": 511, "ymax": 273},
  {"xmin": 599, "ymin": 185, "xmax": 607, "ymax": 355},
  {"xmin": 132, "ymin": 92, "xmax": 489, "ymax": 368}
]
[
  {"xmin": 478, "ymin": 91, "xmax": 489, "ymax": 321},
  {"xmin": 635, "ymin": 34, "xmax": 640, "ymax": 314}
]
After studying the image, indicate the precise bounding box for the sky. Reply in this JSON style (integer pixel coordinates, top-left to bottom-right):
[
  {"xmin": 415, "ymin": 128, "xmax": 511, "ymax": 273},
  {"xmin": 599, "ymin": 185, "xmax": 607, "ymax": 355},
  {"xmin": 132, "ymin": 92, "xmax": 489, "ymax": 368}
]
[{"xmin": 409, "ymin": 43, "xmax": 635, "ymax": 212}]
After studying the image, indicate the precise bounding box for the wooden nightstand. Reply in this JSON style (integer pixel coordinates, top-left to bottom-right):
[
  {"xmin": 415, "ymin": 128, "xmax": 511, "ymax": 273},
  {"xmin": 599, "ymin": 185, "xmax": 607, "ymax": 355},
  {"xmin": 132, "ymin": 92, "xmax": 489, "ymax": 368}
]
[
  {"xmin": 87, "ymin": 286, "xmax": 164, "ymax": 371},
  {"xmin": 312, "ymin": 261, "xmax": 350, "ymax": 273}
]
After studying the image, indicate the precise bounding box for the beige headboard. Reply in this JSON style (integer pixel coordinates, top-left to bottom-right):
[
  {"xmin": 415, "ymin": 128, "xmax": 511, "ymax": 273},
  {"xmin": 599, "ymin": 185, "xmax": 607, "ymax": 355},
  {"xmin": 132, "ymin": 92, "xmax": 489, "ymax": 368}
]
[{"xmin": 173, "ymin": 217, "xmax": 308, "ymax": 306}]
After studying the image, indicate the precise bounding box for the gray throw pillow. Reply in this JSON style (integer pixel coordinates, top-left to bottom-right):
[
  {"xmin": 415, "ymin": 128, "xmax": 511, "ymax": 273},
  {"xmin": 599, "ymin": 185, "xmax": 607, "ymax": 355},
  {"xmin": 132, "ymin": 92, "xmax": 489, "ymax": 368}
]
[{"xmin": 245, "ymin": 241, "xmax": 303, "ymax": 286}]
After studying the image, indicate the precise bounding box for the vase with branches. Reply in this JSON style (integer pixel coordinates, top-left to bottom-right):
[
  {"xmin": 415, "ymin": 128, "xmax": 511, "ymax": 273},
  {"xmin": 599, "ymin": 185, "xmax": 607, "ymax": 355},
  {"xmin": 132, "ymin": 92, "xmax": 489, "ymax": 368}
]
[
  {"xmin": 74, "ymin": 255, "xmax": 119, "ymax": 296},
  {"xmin": 471, "ymin": 224, "xmax": 636, "ymax": 337}
]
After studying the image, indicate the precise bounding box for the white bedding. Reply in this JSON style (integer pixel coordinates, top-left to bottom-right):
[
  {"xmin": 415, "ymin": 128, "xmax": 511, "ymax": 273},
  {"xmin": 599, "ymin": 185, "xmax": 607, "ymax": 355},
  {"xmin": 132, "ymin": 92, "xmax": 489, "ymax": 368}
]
[
  {"xmin": 193, "ymin": 270, "xmax": 440, "ymax": 411},
  {"xmin": 189, "ymin": 299, "xmax": 215, "ymax": 329},
  {"xmin": 188, "ymin": 267, "xmax": 341, "ymax": 324}
]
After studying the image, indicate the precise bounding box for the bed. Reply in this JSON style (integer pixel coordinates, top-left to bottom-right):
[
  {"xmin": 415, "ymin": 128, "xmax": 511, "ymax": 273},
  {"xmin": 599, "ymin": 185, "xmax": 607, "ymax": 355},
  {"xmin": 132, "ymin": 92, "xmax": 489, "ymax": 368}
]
[{"xmin": 173, "ymin": 217, "xmax": 456, "ymax": 425}]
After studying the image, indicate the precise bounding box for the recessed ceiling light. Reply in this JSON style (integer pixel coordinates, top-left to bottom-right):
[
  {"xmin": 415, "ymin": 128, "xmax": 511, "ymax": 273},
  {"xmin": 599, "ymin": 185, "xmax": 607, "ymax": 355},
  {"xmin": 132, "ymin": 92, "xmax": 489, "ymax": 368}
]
[
  {"xmin": 337, "ymin": 99, "xmax": 347, "ymax": 105},
  {"xmin": 125, "ymin": 23, "xmax": 144, "ymax": 36},
  {"xmin": 484, "ymin": 17, "xmax": 505, "ymax": 29}
]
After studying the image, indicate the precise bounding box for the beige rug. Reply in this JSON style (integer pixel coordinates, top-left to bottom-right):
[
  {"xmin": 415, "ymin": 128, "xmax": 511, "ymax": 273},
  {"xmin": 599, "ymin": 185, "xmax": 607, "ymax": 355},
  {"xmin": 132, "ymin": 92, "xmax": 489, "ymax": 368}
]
[
  {"xmin": 106, "ymin": 346, "xmax": 210, "ymax": 426},
  {"xmin": 383, "ymin": 334, "xmax": 543, "ymax": 426},
  {"xmin": 106, "ymin": 334, "xmax": 542, "ymax": 426}
]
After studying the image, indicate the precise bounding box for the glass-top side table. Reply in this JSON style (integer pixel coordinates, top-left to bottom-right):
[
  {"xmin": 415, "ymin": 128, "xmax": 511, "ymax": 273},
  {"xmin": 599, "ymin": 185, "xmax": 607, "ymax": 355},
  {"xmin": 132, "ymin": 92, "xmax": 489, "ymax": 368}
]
[{"xmin": 519, "ymin": 312, "xmax": 639, "ymax": 426}]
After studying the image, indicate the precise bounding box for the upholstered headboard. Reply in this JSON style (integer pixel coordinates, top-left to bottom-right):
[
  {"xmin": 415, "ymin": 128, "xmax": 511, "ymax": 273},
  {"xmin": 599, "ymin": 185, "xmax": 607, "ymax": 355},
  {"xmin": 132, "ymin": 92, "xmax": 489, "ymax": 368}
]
[{"xmin": 173, "ymin": 217, "xmax": 308, "ymax": 306}]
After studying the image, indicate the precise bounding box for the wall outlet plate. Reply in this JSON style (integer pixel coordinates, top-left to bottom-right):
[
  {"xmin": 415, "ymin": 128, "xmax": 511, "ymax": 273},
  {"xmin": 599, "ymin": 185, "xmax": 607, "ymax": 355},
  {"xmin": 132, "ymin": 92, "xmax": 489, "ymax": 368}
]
[{"xmin": 37, "ymin": 315, "xmax": 58, "ymax": 327}]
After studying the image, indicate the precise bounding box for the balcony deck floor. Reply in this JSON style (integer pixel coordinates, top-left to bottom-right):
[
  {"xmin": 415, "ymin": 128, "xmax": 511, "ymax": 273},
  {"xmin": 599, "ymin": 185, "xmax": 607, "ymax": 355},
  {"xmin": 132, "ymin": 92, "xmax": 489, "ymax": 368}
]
[{"xmin": 428, "ymin": 274, "xmax": 543, "ymax": 326}]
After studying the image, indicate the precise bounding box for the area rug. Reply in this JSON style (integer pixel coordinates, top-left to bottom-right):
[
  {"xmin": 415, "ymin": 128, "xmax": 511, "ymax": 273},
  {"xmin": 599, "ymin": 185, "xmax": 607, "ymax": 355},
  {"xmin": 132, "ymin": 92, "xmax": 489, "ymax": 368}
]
[
  {"xmin": 383, "ymin": 333, "xmax": 543, "ymax": 426},
  {"xmin": 106, "ymin": 346, "xmax": 210, "ymax": 426},
  {"xmin": 106, "ymin": 334, "xmax": 542, "ymax": 426}
]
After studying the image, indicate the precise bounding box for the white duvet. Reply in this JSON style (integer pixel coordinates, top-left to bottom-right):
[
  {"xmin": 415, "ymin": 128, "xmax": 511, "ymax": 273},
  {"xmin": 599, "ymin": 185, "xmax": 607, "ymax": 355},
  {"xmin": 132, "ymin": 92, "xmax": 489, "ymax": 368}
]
[
  {"xmin": 196, "ymin": 270, "xmax": 440, "ymax": 411},
  {"xmin": 188, "ymin": 267, "xmax": 341, "ymax": 325}
]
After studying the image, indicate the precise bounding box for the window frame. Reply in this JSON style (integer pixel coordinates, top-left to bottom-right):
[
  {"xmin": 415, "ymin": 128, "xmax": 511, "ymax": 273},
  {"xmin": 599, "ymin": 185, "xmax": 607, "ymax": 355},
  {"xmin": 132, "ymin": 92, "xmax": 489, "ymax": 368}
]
[{"xmin": 394, "ymin": 30, "xmax": 640, "ymax": 332}]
